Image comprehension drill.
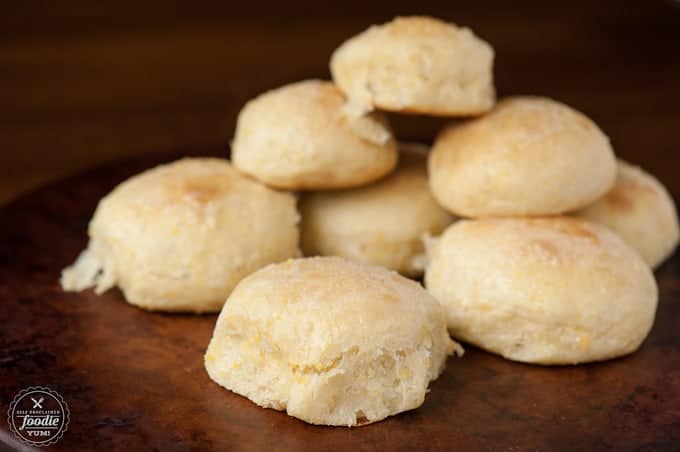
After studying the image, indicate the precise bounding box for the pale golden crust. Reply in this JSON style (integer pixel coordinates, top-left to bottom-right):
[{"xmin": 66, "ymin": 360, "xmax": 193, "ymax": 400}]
[
  {"xmin": 574, "ymin": 160, "xmax": 679, "ymax": 268},
  {"xmin": 425, "ymin": 217, "xmax": 658, "ymax": 365},
  {"xmin": 231, "ymin": 79, "xmax": 398, "ymax": 190},
  {"xmin": 205, "ymin": 257, "xmax": 459, "ymax": 426},
  {"xmin": 428, "ymin": 96, "xmax": 617, "ymax": 217},
  {"xmin": 60, "ymin": 158, "xmax": 300, "ymax": 312},
  {"xmin": 330, "ymin": 16, "xmax": 495, "ymax": 116},
  {"xmin": 299, "ymin": 143, "xmax": 454, "ymax": 276}
]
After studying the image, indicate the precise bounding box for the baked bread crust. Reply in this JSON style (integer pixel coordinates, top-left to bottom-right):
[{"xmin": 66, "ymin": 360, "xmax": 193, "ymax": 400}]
[
  {"xmin": 205, "ymin": 257, "xmax": 460, "ymax": 426},
  {"xmin": 574, "ymin": 160, "xmax": 679, "ymax": 268},
  {"xmin": 299, "ymin": 143, "xmax": 454, "ymax": 276},
  {"xmin": 61, "ymin": 158, "xmax": 300, "ymax": 312},
  {"xmin": 330, "ymin": 16, "xmax": 495, "ymax": 116},
  {"xmin": 232, "ymin": 80, "xmax": 398, "ymax": 190},
  {"xmin": 425, "ymin": 217, "xmax": 657, "ymax": 365},
  {"xmin": 428, "ymin": 96, "xmax": 617, "ymax": 217}
]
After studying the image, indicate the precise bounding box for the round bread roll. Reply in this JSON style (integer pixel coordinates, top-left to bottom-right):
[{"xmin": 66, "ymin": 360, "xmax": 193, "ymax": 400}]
[
  {"xmin": 205, "ymin": 257, "xmax": 460, "ymax": 426},
  {"xmin": 428, "ymin": 96, "xmax": 617, "ymax": 217},
  {"xmin": 60, "ymin": 158, "xmax": 299, "ymax": 313},
  {"xmin": 424, "ymin": 217, "xmax": 658, "ymax": 365},
  {"xmin": 574, "ymin": 160, "xmax": 679, "ymax": 268},
  {"xmin": 330, "ymin": 16, "xmax": 495, "ymax": 116},
  {"xmin": 231, "ymin": 79, "xmax": 398, "ymax": 190},
  {"xmin": 299, "ymin": 143, "xmax": 454, "ymax": 276}
]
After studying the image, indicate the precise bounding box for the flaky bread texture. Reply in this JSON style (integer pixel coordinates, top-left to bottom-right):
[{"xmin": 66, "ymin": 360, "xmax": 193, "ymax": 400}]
[
  {"xmin": 205, "ymin": 257, "xmax": 460, "ymax": 426},
  {"xmin": 429, "ymin": 96, "xmax": 617, "ymax": 217},
  {"xmin": 330, "ymin": 16, "xmax": 495, "ymax": 116},
  {"xmin": 574, "ymin": 160, "xmax": 679, "ymax": 268},
  {"xmin": 61, "ymin": 158, "xmax": 299, "ymax": 313},
  {"xmin": 299, "ymin": 143, "xmax": 454, "ymax": 276},
  {"xmin": 231, "ymin": 79, "xmax": 398, "ymax": 190},
  {"xmin": 425, "ymin": 217, "xmax": 657, "ymax": 365}
]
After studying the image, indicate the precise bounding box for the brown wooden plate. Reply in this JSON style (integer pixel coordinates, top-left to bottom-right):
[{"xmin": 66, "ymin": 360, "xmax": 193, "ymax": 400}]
[{"xmin": 1, "ymin": 153, "xmax": 679, "ymax": 451}]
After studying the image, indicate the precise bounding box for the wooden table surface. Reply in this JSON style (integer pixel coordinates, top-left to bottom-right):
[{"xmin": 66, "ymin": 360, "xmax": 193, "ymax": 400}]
[
  {"xmin": 2, "ymin": 1, "xmax": 680, "ymax": 451},
  {"xmin": 0, "ymin": 153, "xmax": 679, "ymax": 451}
]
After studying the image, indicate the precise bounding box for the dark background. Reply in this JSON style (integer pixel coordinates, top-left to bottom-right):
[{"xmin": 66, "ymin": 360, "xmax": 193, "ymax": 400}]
[{"xmin": 2, "ymin": 0, "xmax": 679, "ymax": 204}]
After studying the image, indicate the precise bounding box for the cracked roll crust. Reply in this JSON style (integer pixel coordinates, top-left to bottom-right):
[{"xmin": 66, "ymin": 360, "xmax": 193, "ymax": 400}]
[
  {"xmin": 60, "ymin": 158, "xmax": 300, "ymax": 312},
  {"xmin": 205, "ymin": 256, "xmax": 460, "ymax": 426},
  {"xmin": 231, "ymin": 79, "xmax": 398, "ymax": 190},
  {"xmin": 574, "ymin": 160, "xmax": 679, "ymax": 268},
  {"xmin": 424, "ymin": 217, "xmax": 657, "ymax": 365},
  {"xmin": 330, "ymin": 16, "xmax": 495, "ymax": 116},
  {"xmin": 299, "ymin": 143, "xmax": 455, "ymax": 276}
]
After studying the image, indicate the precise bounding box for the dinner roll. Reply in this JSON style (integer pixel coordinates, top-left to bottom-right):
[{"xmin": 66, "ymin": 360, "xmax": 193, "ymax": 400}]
[
  {"xmin": 429, "ymin": 96, "xmax": 617, "ymax": 217},
  {"xmin": 231, "ymin": 79, "xmax": 398, "ymax": 190},
  {"xmin": 330, "ymin": 16, "xmax": 495, "ymax": 116},
  {"xmin": 299, "ymin": 143, "xmax": 454, "ymax": 276},
  {"xmin": 205, "ymin": 257, "xmax": 460, "ymax": 426},
  {"xmin": 425, "ymin": 217, "xmax": 657, "ymax": 365},
  {"xmin": 61, "ymin": 158, "xmax": 299, "ymax": 313},
  {"xmin": 574, "ymin": 160, "xmax": 679, "ymax": 268}
]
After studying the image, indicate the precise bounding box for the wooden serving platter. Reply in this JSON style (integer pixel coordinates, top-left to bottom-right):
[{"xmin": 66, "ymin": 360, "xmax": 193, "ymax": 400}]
[{"xmin": 1, "ymin": 153, "xmax": 678, "ymax": 451}]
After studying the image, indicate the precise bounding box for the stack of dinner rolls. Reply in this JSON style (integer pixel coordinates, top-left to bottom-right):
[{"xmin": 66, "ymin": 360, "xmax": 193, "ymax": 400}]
[{"xmin": 61, "ymin": 16, "xmax": 679, "ymax": 427}]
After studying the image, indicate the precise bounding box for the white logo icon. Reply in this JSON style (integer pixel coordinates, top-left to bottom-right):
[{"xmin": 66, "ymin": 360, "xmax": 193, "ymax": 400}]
[
  {"xmin": 31, "ymin": 397, "xmax": 44, "ymax": 409},
  {"xmin": 7, "ymin": 386, "xmax": 69, "ymax": 447}
]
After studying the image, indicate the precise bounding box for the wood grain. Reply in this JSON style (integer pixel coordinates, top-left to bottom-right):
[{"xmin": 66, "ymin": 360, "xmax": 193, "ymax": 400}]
[
  {"xmin": 0, "ymin": 153, "xmax": 679, "ymax": 451},
  {"xmin": 2, "ymin": 0, "xmax": 680, "ymax": 203}
]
